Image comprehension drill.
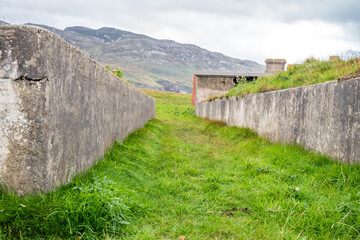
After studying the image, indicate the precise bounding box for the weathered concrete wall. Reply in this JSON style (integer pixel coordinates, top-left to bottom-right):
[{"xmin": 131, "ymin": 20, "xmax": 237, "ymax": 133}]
[
  {"xmin": 192, "ymin": 72, "xmax": 270, "ymax": 106},
  {"xmin": 265, "ymin": 59, "xmax": 286, "ymax": 74},
  {"xmin": 0, "ymin": 25, "xmax": 155, "ymax": 194},
  {"xmin": 194, "ymin": 75, "xmax": 236, "ymax": 104},
  {"xmin": 196, "ymin": 78, "xmax": 360, "ymax": 163}
]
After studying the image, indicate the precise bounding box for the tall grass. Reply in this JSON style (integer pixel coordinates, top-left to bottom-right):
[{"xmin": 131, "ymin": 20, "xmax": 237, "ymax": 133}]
[
  {"xmin": 0, "ymin": 122, "xmax": 162, "ymax": 239},
  {"xmin": 224, "ymin": 58, "xmax": 360, "ymax": 98}
]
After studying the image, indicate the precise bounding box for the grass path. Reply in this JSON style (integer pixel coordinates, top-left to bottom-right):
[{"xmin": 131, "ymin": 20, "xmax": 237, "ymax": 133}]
[
  {"xmin": 123, "ymin": 90, "xmax": 360, "ymax": 240},
  {"xmin": 1, "ymin": 90, "xmax": 360, "ymax": 239}
]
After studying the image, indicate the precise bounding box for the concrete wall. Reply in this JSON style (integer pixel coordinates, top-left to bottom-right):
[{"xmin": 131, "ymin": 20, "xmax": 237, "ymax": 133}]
[
  {"xmin": 193, "ymin": 74, "xmax": 237, "ymax": 105},
  {"xmin": 0, "ymin": 25, "xmax": 155, "ymax": 194},
  {"xmin": 196, "ymin": 78, "xmax": 360, "ymax": 163},
  {"xmin": 192, "ymin": 72, "xmax": 270, "ymax": 106}
]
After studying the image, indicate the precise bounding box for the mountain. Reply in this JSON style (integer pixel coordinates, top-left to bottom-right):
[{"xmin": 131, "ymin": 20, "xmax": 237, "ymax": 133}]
[{"xmin": 12, "ymin": 22, "xmax": 265, "ymax": 93}]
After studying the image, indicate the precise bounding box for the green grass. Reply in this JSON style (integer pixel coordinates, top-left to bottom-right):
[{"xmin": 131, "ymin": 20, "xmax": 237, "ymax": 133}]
[
  {"xmin": 215, "ymin": 58, "xmax": 360, "ymax": 99},
  {"xmin": 1, "ymin": 90, "xmax": 360, "ymax": 239}
]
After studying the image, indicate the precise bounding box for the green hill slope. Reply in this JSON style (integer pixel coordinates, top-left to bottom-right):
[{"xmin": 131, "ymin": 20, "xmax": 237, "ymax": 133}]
[
  {"xmin": 1, "ymin": 90, "xmax": 360, "ymax": 239},
  {"xmin": 223, "ymin": 58, "xmax": 360, "ymax": 99}
]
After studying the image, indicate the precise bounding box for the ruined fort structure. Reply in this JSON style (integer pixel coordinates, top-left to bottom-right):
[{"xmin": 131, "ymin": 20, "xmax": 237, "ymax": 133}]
[
  {"xmin": 193, "ymin": 56, "xmax": 359, "ymax": 163},
  {"xmin": 0, "ymin": 25, "xmax": 155, "ymax": 195},
  {"xmin": 191, "ymin": 72, "xmax": 269, "ymax": 105},
  {"xmin": 192, "ymin": 59, "xmax": 285, "ymax": 105}
]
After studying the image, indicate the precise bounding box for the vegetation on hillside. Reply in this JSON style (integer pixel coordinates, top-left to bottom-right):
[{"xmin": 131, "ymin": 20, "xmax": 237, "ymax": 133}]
[
  {"xmin": 1, "ymin": 91, "xmax": 360, "ymax": 239},
  {"xmin": 211, "ymin": 58, "xmax": 360, "ymax": 100}
]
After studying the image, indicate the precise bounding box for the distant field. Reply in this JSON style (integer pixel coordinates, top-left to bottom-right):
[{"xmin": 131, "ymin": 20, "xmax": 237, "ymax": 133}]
[
  {"xmin": 1, "ymin": 90, "xmax": 360, "ymax": 239},
  {"xmin": 209, "ymin": 58, "xmax": 360, "ymax": 100},
  {"xmin": 119, "ymin": 61, "xmax": 195, "ymax": 93}
]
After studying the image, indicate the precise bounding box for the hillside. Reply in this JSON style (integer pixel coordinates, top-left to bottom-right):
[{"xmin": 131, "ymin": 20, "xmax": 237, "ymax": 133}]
[
  {"xmin": 2, "ymin": 90, "xmax": 360, "ymax": 239},
  {"xmin": 19, "ymin": 22, "xmax": 265, "ymax": 93}
]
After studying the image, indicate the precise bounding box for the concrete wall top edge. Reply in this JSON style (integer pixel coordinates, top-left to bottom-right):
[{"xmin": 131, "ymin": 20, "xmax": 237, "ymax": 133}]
[{"xmin": 0, "ymin": 25, "xmax": 154, "ymax": 101}]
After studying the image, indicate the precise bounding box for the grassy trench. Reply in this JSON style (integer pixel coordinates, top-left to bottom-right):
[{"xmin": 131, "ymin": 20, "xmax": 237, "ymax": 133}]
[{"xmin": 1, "ymin": 90, "xmax": 360, "ymax": 239}]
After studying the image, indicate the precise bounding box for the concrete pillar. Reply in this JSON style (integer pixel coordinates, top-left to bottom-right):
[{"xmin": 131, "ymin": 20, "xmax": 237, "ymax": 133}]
[
  {"xmin": 265, "ymin": 59, "xmax": 286, "ymax": 74},
  {"xmin": 329, "ymin": 56, "xmax": 340, "ymax": 61}
]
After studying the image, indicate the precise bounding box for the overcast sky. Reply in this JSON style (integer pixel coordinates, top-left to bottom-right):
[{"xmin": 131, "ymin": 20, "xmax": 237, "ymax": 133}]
[{"xmin": 1, "ymin": 0, "xmax": 360, "ymax": 64}]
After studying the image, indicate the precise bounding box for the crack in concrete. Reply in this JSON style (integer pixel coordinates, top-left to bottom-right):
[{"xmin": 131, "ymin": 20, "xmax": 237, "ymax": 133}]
[{"xmin": 14, "ymin": 76, "xmax": 48, "ymax": 82}]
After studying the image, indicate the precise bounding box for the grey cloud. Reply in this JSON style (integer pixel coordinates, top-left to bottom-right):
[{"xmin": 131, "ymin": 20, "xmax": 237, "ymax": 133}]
[
  {"xmin": 1, "ymin": 0, "xmax": 359, "ymax": 63},
  {"xmin": 2, "ymin": 0, "xmax": 360, "ymax": 26}
]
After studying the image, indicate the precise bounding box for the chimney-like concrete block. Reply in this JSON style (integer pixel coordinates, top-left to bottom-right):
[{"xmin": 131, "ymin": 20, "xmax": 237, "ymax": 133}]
[
  {"xmin": 329, "ymin": 56, "xmax": 340, "ymax": 61},
  {"xmin": 265, "ymin": 59, "xmax": 286, "ymax": 74}
]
